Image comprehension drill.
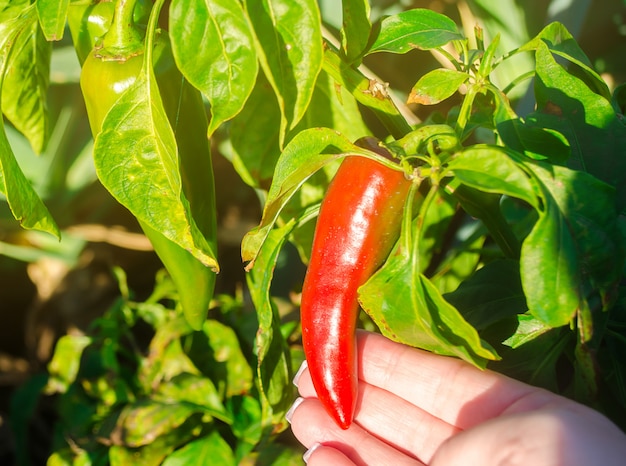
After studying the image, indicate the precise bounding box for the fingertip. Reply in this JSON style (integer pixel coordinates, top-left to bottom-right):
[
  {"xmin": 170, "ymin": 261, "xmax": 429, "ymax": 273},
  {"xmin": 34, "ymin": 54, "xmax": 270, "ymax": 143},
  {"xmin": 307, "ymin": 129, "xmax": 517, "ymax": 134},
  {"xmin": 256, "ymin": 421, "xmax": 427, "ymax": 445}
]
[
  {"xmin": 303, "ymin": 443, "xmax": 354, "ymax": 466},
  {"xmin": 293, "ymin": 359, "xmax": 308, "ymax": 387},
  {"xmin": 302, "ymin": 442, "xmax": 321, "ymax": 463},
  {"xmin": 286, "ymin": 396, "xmax": 305, "ymax": 424}
]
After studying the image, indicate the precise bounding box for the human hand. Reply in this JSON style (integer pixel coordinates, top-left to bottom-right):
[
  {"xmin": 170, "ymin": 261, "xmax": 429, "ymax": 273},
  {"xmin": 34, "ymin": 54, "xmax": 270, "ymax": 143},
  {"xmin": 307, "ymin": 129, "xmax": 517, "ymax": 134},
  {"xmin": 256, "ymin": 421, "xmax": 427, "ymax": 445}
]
[{"xmin": 287, "ymin": 331, "xmax": 626, "ymax": 465}]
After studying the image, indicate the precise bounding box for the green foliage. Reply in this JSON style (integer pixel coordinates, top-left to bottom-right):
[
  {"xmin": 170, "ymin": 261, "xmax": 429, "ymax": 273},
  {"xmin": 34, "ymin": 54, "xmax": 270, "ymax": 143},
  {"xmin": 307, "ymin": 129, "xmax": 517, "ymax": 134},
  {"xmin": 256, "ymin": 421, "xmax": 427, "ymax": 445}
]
[
  {"xmin": 29, "ymin": 269, "xmax": 300, "ymax": 465},
  {"xmin": 1, "ymin": 0, "xmax": 626, "ymax": 463}
]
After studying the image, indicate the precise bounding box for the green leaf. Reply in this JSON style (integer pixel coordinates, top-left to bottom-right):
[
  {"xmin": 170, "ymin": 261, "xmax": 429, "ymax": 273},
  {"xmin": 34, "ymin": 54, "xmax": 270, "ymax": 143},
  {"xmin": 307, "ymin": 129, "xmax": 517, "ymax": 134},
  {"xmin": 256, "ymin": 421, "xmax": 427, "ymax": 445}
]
[
  {"xmin": 1, "ymin": 4, "xmax": 50, "ymax": 154},
  {"xmin": 109, "ymin": 411, "xmax": 202, "ymax": 465},
  {"xmin": 245, "ymin": 0, "xmax": 323, "ymax": 145},
  {"xmin": 228, "ymin": 395, "xmax": 263, "ymax": 454},
  {"xmin": 0, "ymin": 119, "xmax": 59, "ymax": 237},
  {"xmin": 139, "ymin": 316, "xmax": 198, "ymax": 389},
  {"xmin": 477, "ymin": 33, "xmax": 500, "ymax": 78},
  {"xmin": 359, "ymin": 184, "xmax": 499, "ymax": 367},
  {"xmin": 0, "ymin": 6, "xmax": 59, "ymax": 238},
  {"xmin": 408, "ymin": 68, "xmax": 468, "ymax": 105},
  {"xmin": 246, "ymin": 221, "xmax": 297, "ymax": 432},
  {"xmin": 203, "ymin": 319, "xmax": 254, "ymax": 397},
  {"xmin": 444, "ymin": 259, "xmax": 527, "ymax": 331},
  {"xmin": 293, "ymin": 68, "xmax": 370, "ymax": 143},
  {"xmin": 501, "ymin": 312, "xmax": 554, "ymax": 349},
  {"xmin": 241, "ymin": 128, "xmax": 374, "ymax": 265},
  {"xmin": 230, "ymin": 70, "xmax": 281, "ymax": 187},
  {"xmin": 521, "ymin": 162, "xmax": 624, "ymax": 327},
  {"xmin": 162, "ymin": 432, "xmax": 236, "ymax": 466},
  {"xmin": 446, "ymin": 145, "xmax": 538, "ymax": 209},
  {"xmin": 520, "ymin": 22, "xmax": 610, "ymax": 100},
  {"xmin": 612, "ymin": 83, "xmax": 626, "ymax": 115},
  {"xmin": 117, "ymin": 400, "xmax": 197, "ymax": 448},
  {"xmin": 322, "ymin": 45, "xmax": 411, "ymax": 139},
  {"xmin": 498, "ymin": 118, "xmax": 571, "ymax": 163},
  {"xmin": 44, "ymin": 334, "xmax": 92, "ymax": 394},
  {"xmin": 530, "ymin": 41, "xmax": 626, "ymax": 214},
  {"xmin": 169, "ymin": 0, "xmax": 258, "ymax": 136},
  {"xmin": 367, "ymin": 8, "xmax": 463, "ymax": 55},
  {"xmin": 36, "ymin": 0, "xmax": 68, "ymax": 41},
  {"xmin": 493, "ymin": 327, "xmax": 570, "ymax": 392},
  {"xmin": 359, "ymin": 257, "xmax": 499, "ymax": 367},
  {"xmin": 93, "ymin": 68, "xmax": 218, "ymax": 271},
  {"xmin": 341, "ymin": 0, "xmax": 371, "ymax": 64},
  {"xmin": 156, "ymin": 373, "xmax": 232, "ymax": 424}
]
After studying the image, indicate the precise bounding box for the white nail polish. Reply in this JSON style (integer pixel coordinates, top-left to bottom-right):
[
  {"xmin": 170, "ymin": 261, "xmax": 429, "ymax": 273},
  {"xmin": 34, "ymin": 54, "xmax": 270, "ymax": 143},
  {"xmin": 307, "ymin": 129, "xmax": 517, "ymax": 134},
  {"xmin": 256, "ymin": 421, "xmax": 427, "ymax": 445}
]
[
  {"xmin": 285, "ymin": 396, "xmax": 305, "ymax": 424},
  {"xmin": 303, "ymin": 442, "xmax": 321, "ymax": 464},
  {"xmin": 293, "ymin": 359, "xmax": 308, "ymax": 387}
]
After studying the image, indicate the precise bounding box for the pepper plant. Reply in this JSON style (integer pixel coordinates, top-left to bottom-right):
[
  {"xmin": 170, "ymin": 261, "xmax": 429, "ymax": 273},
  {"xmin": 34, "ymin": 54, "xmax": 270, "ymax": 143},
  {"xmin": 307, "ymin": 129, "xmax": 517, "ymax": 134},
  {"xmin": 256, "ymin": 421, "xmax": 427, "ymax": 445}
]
[{"xmin": 1, "ymin": 0, "xmax": 625, "ymax": 464}]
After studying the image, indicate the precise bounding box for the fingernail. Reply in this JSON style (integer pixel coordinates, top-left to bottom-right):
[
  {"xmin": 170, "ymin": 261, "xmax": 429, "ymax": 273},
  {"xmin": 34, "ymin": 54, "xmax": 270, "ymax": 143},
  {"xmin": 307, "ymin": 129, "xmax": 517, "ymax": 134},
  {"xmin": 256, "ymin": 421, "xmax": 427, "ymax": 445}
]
[
  {"xmin": 285, "ymin": 396, "xmax": 304, "ymax": 424},
  {"xmin": 303, "ymin": 442, "xmax": 321, "ymax": 464},
  {"xmin": 293, "ymin": 359, "xmax": 308, "ymax": 387}
]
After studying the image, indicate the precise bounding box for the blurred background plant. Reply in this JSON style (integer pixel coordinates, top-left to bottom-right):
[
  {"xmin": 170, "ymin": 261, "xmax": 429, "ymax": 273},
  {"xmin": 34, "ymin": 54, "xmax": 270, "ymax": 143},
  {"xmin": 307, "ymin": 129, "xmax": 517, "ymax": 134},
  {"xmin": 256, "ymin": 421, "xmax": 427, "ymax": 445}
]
[{"xmin": 1, "ymin": 0, "xmax": 625, "ymax": 464}]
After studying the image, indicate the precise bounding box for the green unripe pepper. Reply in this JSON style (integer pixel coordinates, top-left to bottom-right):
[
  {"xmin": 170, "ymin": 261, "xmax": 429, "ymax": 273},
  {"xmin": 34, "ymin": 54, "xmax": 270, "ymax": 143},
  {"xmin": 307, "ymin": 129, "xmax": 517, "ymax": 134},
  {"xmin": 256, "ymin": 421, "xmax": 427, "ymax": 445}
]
[{"xmin": 79, "ymin": 0, "xmax": 218, "ymax": 329}]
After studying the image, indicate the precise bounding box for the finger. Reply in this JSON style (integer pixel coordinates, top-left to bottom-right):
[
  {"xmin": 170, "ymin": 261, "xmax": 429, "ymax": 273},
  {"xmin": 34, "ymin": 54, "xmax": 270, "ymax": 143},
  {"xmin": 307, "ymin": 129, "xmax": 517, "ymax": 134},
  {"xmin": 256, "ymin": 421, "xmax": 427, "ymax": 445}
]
[
  {"xmin": 288, "ymin": 396, "xmax": 424, "ymax": 466},
  {"xmin": 356, "ymin": 331, "xmax": 550, "ymax": 428},
  {"xmin": 303, "ymin": 444, "xmax": 355, "ymax": 466},
  {"xmin": 296, "ymin": 365, "xmax": 459, "ymax": 463}
]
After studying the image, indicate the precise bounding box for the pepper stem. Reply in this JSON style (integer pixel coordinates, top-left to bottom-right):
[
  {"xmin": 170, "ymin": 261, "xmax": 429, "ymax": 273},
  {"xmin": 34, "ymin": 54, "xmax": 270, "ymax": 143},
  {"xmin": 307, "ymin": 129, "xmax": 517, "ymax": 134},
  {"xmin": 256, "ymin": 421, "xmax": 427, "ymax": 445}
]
[{"xmin": 98, "ymin": 0, "xmax": 143, "ymax": 60}]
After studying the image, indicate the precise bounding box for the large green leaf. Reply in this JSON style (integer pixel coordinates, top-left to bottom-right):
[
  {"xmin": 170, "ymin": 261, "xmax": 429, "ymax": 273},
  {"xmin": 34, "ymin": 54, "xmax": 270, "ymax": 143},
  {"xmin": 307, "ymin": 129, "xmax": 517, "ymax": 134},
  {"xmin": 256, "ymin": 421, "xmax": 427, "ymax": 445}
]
[
  {"xmin": 322, "ymin": 45, "xmax": 411, "ymax": 139},
  {"xmin": 341, "ymin": 0, "xmax": 371, "ymax": 64},
  {"xmin": 117, "ymin": 400, "xmax": 197, "ymax": 448},
  {"xmin": 497, "ymin": 118, "xmax": 571, "ymax": 163},
  {"xmin": 169, "ymin": 0, "xmax": 258, "ymax": 136},
  {"xmin": 293, "ymin": 68, "xmax": 370, "ymax": 142},
  {"xmin": 230, "ymin": 66, "xmax": 368, "ymax": 190},
  {"xmin": 444, "ymin": 259, "xmax": 527, "ymax": 331},
  {"xmin": 0, "ymin": 4, "xmax": 58, "ymax": 238},
  {"xmin": 203, "ymin": 319, "xmax": 254, "ymax": 397},
  {"xmin": 446, "ymin": 145, "xmax": 539, "ymax": 209},
  {"xmin": 1, "ymin": 4, "xmax": 50, "ymax": 154},
  {"xmin": 246, "ymin": 221, "xmax": 297, "ymax": 433},
  {"xmin": 162, "ymin": 432, "xmax": 236, "ymax": 466},
  {"xmin": 359, "ymin": 184, "xmax": 499, "ymax": 367},
  {"xmin": 529, "ymin": 42, "xmax": 626, "ymax": 213},
  {"xmin": 36, "ymin": 0, "xmax": 68, "ymax": 41},
  {"xmin": 229, "ymin": 70, "xmax": 281, "ymax": 188},
  {"xmin": 245, "ymin": 0, "xmax": 323, "ymax": 145},
  {"xmin": 93, "ymin": 67, "xmax": 218, "ymax": 270},
  {"xmin": 367, "ymin": 8, "xmax": 463, "ymax": 55},
  {"xmin": 520, "ymin": 162, "xmax": 624, "ymax": 328},
  {"xmin": 359, "ymin": 245, "xmax": 499, "ymax": 368},
  {"xmin": 520, "ymin": 22, "xmax": 610, "ymax": 99},
  {"xmin": 156, "ymin": 373, "xmax": 232, "ymax": 424}
]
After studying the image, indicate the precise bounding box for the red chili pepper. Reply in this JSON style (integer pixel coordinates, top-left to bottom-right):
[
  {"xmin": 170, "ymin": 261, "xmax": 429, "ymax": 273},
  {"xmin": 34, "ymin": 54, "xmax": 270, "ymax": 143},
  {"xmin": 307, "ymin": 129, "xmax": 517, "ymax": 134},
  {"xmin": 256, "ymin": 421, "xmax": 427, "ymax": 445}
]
[{"xmin": 300, "ymin": 137, "xmax": 412, "ymax": 429}]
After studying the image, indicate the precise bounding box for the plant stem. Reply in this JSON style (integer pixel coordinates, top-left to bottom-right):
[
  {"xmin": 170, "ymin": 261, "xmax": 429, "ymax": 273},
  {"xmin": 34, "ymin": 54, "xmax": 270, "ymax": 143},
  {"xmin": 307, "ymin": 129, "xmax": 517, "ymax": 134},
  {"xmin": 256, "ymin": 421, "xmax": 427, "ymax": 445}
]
[{"xmin": 100, "ymin": 0, "xmax": 143, "ymax": 58}]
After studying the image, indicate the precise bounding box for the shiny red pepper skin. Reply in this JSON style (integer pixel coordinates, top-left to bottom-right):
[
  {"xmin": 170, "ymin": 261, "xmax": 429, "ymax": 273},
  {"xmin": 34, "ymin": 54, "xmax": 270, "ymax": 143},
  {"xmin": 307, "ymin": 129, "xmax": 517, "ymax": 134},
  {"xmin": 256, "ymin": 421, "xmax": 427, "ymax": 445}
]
[{"xmin": 300, "ymin": 140, "xmax": 412, "ymax": 429}]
